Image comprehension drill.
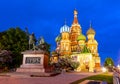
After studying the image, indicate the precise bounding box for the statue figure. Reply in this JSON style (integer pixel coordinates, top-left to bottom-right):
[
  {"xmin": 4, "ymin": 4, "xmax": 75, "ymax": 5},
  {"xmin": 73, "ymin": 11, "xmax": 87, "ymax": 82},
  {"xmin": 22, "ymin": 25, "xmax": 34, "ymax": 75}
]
[
  {"xmin": 38, "ymin": 37, "xmax": 45, "ymax": 45},
  {"xmin": 37, "ymin": 37, "xmax": 47, "ymax": 51},
  {"xmin": 29, "ymin": 33, "xmax": 36, "ymax": 50},
  {"xmin": 28, "ymin": 35, "xmax": 47, "ymax": 51}
]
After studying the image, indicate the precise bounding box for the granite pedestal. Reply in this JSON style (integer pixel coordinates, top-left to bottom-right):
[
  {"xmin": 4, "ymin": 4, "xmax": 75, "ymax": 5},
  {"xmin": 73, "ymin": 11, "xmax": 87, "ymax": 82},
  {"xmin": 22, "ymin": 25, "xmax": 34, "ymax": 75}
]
[{"xmin": 16, "ymin": 50, "xmax": 49, "ymax": 73}]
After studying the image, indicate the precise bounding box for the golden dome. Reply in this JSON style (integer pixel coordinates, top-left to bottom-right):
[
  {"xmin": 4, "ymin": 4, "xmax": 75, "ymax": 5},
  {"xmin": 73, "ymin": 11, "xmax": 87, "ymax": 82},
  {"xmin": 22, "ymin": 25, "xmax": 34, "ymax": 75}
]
[{"xmin": 87, "ymin": 28, "xmax": 95, "ymax": 35}]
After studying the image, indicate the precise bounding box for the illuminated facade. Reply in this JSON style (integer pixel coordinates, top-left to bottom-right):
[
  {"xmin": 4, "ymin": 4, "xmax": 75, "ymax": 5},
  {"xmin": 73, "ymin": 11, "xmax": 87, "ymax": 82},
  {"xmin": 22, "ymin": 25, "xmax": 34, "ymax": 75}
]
[{"xmin": 54, "ymin": 10, "xmax": 101, "ymax": 72}]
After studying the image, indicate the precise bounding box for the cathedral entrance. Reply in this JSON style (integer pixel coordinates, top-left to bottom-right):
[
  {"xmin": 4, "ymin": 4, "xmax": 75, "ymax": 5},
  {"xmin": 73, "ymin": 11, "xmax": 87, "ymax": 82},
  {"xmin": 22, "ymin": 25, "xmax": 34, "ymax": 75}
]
[{"xmin": 80, "ymin": 62, "xmax": 89, "ymax": 72}]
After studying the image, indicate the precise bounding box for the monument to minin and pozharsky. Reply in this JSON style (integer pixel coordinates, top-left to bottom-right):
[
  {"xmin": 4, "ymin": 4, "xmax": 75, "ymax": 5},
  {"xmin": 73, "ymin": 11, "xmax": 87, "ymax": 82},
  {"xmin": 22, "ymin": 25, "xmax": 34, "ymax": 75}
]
[{"xmin": 17, "ymin": 33, "xmax": 49, "ymax": 72}]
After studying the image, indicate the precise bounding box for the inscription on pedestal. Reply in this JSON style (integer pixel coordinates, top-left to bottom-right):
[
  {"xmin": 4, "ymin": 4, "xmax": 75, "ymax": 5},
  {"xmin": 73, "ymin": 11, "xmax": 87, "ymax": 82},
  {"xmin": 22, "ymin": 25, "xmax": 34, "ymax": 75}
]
[{"xmin": 25, "ymin": 57, "xmax": 41, "ymax": 64}]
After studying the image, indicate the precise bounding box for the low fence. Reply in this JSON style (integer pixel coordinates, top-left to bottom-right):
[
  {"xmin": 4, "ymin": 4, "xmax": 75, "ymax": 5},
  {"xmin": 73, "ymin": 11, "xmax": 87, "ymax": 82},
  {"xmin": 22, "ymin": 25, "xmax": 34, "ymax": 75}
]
[{"xmin": 113, "ymin": 68, "xmax": 120, "ymax": 84}]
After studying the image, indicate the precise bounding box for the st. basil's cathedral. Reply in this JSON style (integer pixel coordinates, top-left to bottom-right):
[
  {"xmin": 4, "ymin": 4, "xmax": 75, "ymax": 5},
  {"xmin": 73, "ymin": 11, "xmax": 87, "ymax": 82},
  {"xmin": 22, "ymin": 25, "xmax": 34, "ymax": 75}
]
[{"xmin": 52, "ymin": 10, "xmax": 101, "ymax": 72}]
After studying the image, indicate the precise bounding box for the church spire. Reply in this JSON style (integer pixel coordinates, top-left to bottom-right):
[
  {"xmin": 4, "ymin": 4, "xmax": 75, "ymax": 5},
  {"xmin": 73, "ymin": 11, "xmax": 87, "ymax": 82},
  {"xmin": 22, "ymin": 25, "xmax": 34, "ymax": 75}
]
[
  {"xmin": 64, "ymin": 18, "xmax": 67, "ymax": 25},
  {"xmin": 73, "ymin": 9, "xmax": 78, "ymax": 24},
  {"xmin": 87, "ymin": 21, "xmax": 96, "ymax": 35},
  {"xmin": 90, "ymin": 20, "xmax": 92, "ymax": 28}
]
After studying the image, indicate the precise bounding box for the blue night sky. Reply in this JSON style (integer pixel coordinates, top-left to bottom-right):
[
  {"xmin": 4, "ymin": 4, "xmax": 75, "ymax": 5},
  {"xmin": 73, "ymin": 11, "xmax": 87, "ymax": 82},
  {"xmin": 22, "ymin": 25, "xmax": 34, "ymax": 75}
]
[{"xmin": 0, "ymin": 0, "xmax": 120, "ymax": 66}]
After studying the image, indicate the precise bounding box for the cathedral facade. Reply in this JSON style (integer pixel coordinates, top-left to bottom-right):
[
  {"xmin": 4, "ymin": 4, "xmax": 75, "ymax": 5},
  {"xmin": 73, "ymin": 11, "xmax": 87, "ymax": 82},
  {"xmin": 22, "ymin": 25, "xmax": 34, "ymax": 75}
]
[{"xmin": 55, "ymin": 10, "xmax": 101, "ymax": 72}]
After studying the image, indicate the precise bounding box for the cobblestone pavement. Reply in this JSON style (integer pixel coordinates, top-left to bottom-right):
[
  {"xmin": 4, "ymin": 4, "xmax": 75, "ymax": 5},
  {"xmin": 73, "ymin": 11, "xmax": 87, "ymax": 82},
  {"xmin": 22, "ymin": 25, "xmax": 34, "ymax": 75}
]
[{"xmin": 0, "ymin": 72, "xmax": 102, "ymax": 84}]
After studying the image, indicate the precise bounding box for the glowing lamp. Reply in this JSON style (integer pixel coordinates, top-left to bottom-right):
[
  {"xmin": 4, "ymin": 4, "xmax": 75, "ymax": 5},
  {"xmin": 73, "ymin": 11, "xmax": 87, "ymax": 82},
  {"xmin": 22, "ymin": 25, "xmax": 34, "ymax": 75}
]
[
  {"xmin": 117, "ymin": 64, "xmax": 120, "ymax": 70},
  {"xmin": 102, "ymin": 67, "xmax": 107, "ymax": 72}
]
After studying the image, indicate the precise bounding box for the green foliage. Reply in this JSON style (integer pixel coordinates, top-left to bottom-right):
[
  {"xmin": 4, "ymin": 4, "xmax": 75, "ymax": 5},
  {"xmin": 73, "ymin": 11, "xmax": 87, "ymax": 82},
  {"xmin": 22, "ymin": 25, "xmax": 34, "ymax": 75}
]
[
  {"xmin": 104, "ymin": 57, "xmax": 114, "ymax": 67},
  {"xmin": 51, "ymin": 57, "xmax": 80, "ymax": 71},
  {"xmin": 104, "ymin": 57, "xmax": 114, "ymax": 72},
  {"xmin": 71, "ymin": 73, "xmax": 113, "ymax": 84},
  {"xmin": 81, "ymin": 46, "xmax": 91, "ymax": 53},
  {"xmin": 71, "ymin": 62, "xmax": 80, "ymax": 69},
  {"xmin": 0, "ymin": 27, "xmax": 29, "ymax": 51},
  {"xmin": 0, "ymin": 27, "xmax": 29, "ymax": 68},
  {"xmin": 0, "ymin": 50, "xmax": 13, "ymax": 69}
]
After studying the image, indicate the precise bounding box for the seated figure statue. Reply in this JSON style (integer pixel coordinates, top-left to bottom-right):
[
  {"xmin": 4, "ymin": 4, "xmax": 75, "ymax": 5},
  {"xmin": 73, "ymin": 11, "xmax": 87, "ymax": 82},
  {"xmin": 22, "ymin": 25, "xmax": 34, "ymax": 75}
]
[
  {"xmin": 37, "ymin": 37, "xmax": 47, "ymax": 51},
  {"xmin": 38, "ymin": 36, "xmax": 44, "ymax": 45}
]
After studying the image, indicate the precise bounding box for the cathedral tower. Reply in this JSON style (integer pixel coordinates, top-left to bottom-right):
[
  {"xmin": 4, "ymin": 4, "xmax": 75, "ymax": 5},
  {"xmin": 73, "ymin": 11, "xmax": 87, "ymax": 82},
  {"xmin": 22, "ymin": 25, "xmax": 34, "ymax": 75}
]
[
  {"xmin": 86, "ymin": 24, "xmax": 98, "ymax": 56},
  {"xmin": 86, "ymin": 23, "xmax": 101, "ymax": 69},
  {"xmin": 70, "ymin": 10, "xmax": 82, "ymax": 52},
  {"xmin": 60, "ymin": 24, "xmax": 71, "ymax": 56}
]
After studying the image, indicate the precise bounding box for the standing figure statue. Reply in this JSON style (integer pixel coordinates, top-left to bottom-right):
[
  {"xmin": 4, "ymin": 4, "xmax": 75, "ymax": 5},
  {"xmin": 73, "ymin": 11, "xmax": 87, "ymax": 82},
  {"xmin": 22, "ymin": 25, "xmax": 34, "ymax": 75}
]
[{"xmin": 29, "ymin": 33, "xmax": 36, "ymax": 50}]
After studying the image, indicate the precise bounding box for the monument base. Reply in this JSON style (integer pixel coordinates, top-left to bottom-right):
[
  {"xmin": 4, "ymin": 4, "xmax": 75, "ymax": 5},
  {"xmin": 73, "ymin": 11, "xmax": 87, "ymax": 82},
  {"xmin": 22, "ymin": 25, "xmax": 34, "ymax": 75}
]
[
  {"xmin": 16, "ymin": 50, "xmax": 49, "ymax": 73},
  {"xmin": 17, "ymin": 65, "xmax": 45, "ymax": 72}
]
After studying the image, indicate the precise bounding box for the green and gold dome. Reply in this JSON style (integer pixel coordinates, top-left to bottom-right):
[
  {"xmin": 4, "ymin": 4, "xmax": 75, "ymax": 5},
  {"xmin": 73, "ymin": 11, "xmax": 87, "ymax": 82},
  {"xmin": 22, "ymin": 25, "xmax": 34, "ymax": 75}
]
[
  {"xmin": 77, "ymin": 34, "xmax": 86, "ymax": 41},
  {"xmin": 87, "ymin": 28, "xmax": 95, "ymax": 35},
  {"xmin": 55, "ymin": 35, "xmax": 61, "ymax": 42}
]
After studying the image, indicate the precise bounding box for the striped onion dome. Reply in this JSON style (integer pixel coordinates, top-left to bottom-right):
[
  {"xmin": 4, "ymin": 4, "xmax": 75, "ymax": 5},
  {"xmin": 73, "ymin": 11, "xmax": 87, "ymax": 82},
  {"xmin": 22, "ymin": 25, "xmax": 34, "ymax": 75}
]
[{"xmin": 60, "ymin": 24, "xmax": 70, "ymax": 33}]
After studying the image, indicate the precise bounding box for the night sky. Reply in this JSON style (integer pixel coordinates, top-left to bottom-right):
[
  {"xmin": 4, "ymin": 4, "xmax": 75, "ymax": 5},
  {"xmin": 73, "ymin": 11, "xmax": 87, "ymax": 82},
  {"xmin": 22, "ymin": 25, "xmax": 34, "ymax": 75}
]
[{"xmin": 0, "ymin": 0, "xmax": 120, "ymax": 66}]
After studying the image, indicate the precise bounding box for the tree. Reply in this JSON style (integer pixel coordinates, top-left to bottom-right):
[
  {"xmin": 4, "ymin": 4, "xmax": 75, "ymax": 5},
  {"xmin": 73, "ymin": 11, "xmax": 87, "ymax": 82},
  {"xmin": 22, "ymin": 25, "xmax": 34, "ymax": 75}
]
[
  {"xmin": 104, "ymin": 57, "xmax": 114, "ymax": 66},
  {"xmin": 0, "ymin": 27, "xmax": 29, "ymax": 51},
  {"xmin": 51, "ymin": 57, "xmax": 80, "ymax": 72},
  {"xmin": 0, "ymin": 27, "xmax": 29, "ymax": 68},
  {"xmin": 104, "ymin": 57, "xmax": 114, "ymax": 72},
  {"xmin": 0, "ymin": 50, "xmax": 13, "ymax": 71}
]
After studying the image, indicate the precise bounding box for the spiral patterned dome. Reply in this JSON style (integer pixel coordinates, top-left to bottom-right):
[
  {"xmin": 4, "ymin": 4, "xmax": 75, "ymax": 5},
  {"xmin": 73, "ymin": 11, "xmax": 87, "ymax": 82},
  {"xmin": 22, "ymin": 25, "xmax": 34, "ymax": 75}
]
[
  {"xmin": 55, "ymin": 35, "xmax": 61, "ymax": 42},
  {"xmin": 60, "ymin": 24, "xmax": 70, "ymax": 33},
  {"xmin": 77, "ymin": 34, "xmax": 86, "ymax": 41}
]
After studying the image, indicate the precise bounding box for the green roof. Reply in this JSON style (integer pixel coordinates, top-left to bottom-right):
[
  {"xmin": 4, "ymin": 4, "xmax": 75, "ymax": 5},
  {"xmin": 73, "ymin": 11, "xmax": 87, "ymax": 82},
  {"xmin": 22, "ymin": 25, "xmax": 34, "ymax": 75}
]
[
  {"xmin": 77, "ymin": 34, "xmax": 86, "ymax": 41},
  {"xmin": 55, "ymin": 35, "xmax": 61, "ymax": 42},
  {"xmin": 81, "ymin": 45, "xmax": 91, "ymax": 53}
]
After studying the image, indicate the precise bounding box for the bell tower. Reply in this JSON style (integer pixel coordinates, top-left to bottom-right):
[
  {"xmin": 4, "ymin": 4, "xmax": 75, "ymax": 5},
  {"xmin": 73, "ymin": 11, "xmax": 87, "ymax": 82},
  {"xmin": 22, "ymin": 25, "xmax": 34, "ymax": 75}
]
[
  {"xmin": 70, "ymin": 9, "xmax": 82, "ymax": 52},
  {"xmin": 86, "ymin": 23, "xmax": 98, "ymax": 55}
]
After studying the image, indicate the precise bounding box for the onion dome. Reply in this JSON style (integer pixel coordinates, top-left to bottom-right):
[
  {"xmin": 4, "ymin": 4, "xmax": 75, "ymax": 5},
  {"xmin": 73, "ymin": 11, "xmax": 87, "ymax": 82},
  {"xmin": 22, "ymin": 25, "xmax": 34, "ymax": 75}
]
[
  {"xmin": 60, "ymin": 24, "xmax": 70, "ymax": 33},
  {"xmin": 87, "ymin": 28, "xmax": 95, "ymax": 35},
  {"xmin": 55, "ymin": 35, "xmax": 61, "ymax": 42},
  {"xmin": 77, "ymin": 34, "xmax": 86, "ymax": 41},
  {"xmin": 87, "ymin": 22, "xmax": 96, "ymax": 35}
]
